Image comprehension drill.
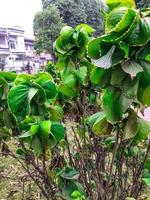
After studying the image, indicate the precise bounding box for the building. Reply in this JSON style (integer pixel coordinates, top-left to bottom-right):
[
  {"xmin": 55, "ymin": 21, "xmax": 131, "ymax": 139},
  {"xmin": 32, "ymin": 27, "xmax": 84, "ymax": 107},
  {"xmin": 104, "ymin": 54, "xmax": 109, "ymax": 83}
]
[{"xmin": 0, "ymin": 26, "xmax": 53, "ymax": 73}]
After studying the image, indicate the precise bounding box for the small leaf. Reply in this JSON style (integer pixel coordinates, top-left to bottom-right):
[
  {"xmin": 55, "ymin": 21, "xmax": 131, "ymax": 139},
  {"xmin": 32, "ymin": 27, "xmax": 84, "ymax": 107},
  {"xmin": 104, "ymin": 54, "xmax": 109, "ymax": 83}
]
[
  {"xmin": 60, "ymin": 167, "xmax": 79, "ymax": 180},
  {"xmin": 92, "ymin": 116, "xmax": 110, "ymax": 136},
  {"xmin": 39, "ymin": 121, "xmax": 51, "ymax": 138},
  {"xmin": 89, "ymin": 112, "xmax": 105, "ymax": 126}
]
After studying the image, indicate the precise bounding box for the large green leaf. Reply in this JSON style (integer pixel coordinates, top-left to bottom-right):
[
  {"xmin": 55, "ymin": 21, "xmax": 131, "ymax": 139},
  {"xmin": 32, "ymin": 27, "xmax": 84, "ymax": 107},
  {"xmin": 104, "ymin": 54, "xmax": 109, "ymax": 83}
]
[
  {"xmin": 127, "ymin": 17, "xmax": 150, "ymax": 46},
  {"xmin": 106, "ymin": 7, "xmax": 137, "ymax": 34},
  {"xmin": 102, "ymin": 86, "xmax": 132, "ymax": 124},
  {"xmin": 8, "ymin": 85, "xmax": 38, "ymax": 122}
]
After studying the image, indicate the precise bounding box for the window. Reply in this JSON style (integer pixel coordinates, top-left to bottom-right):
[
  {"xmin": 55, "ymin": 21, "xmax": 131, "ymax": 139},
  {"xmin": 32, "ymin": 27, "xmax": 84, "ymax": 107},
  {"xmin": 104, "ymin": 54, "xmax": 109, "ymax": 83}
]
[{"xmin": 9, "ymin": 40, "xmax": 16, "ymax": 49}]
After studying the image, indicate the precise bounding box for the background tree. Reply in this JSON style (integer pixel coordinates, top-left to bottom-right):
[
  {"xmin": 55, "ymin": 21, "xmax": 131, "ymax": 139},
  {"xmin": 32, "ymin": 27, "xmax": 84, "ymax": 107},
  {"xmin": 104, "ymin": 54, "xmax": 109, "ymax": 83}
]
[
  {"xmin": 33, "ymin": 5, "xmax": 64, "ymax": 54},
  {"xmin": 41, "ymin": 0, "xmax": 103, "ymax": 35},
  {"xmin": 136, "ymin": 0, "xmax": 150, "ymax": 8}
]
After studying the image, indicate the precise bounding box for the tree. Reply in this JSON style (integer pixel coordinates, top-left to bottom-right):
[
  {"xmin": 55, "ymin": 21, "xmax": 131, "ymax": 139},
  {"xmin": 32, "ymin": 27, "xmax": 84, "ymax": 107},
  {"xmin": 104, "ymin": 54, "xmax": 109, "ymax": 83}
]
[
  {"xmin": 136, "ymin": 0, "xmax": 150, "ymax": 8},
  {"xmin": 42, "ymin": 0, "xmax": 103, "ymax": 35},
  {"xmin": 33, "ymin": 5, "xmax": 64, "ymax": 54}
]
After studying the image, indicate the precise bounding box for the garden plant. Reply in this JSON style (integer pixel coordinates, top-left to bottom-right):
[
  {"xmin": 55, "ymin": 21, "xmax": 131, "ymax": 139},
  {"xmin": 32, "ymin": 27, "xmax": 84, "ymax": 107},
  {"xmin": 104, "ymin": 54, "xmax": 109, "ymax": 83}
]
[{"xmin": 0, "ymin": 0, "xmax": 150, "ymax": 199}]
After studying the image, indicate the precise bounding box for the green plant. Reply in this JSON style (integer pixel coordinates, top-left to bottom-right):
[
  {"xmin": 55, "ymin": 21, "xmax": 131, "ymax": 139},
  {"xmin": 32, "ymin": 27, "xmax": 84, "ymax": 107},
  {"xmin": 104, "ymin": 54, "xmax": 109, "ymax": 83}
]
[{"xmin": 0, "ymin": 0, "xmax": 150, "ymax": 199}]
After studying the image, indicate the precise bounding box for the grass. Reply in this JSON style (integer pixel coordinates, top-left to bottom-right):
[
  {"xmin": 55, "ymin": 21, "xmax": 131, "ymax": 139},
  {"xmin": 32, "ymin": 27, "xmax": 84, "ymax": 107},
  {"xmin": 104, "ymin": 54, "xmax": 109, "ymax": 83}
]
[{"xmin": 0, "ymin": 140, "xmax": 45, "ymax": 200}]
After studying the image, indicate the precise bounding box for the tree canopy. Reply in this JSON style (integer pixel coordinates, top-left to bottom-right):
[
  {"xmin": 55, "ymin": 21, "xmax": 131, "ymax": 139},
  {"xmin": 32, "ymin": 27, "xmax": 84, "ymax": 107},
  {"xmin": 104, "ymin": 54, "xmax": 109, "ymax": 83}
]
[
  {"xmin": 33, "ymin": 5, "xmax": 64, "ymax": 54},
  {"xmin": 33, "ymin": 0, "xmax": 104, "ymax": 54}
]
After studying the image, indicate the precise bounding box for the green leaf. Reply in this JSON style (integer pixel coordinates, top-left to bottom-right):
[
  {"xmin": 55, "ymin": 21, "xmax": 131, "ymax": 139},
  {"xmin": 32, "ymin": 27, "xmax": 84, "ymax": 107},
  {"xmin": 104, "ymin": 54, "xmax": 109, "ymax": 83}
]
[
  {"xmin": 89, "ymin": 112, "xmax": 105, "ymax": 126},
  {"xmin": 142, "ymin": 86, "xmax": 150, "ymax": 106},
  {"xmin": 121, "ymin": 76, "xmax": 139, "ymax": 98},
  {"xmin": 0, "ymin": 76, "xmax": 8, "ymax": 100},
  {"xmin": 121, "ymin": 60, "xmax": 143, "ymax": 78},
  {"xmin": 15, "ymin": 74, "xmax": 32, "ymax": 85},
  {"xmin": 60, "ymin": 26, "xmax": 74, "ymax": 47},
  {"xmin": 106, "ymin": 0, "xmax": 136, "ymax": 10},
  {"xmin": 8, "ymin": 85, "xmax": 38, "ymax": 122},
  {"xmin": 3, "ymin": 109, "xmax": 16, "ymax": 128},
  {"xmin": 76, "ymin": 24, "xmax": 95, "ymax": 34},
  {"xmin": 133, "ymin": 118, "xmax": 150, "ymax": 144},
  {"xmin": 111, "ymin": 66, "xmax": 127, "ymax": 86},
  {"xmin": 102, "ymin": 86, "xmax": 132, "ymax": 124},
  {"xmin": 71, "ymin": 190, "xmax": 82, "ymax": 198},
  {"xmin": 40, "ymin": 120, "xmax": 51, "ymax": 138},
  {"xmin": 90, "ymin": 68, "xmax": 111, "ymax": 87},
  {"xmin": 51, "ymin": 122, "xmax": 64, "ymax": 142},
  {"xmin": 47, "ymin": 105, "xmax": 64, "ymax": 121},
  {"xmin": 34, "ymin": 73, "xmax": 57, "ymax": 99},
  {"xmin": 92, "ymin": 115, "xmax": 110, "ymax": 136},
  {"xmin": 60, "ymin": 167, "xmax": 79, "ymax": 180},
  {"xmin": 144, "ymin": 159, "xmax": 150, "ymax": 171},
  {"xmin": 31, "ymin": 136, "xmax": 43, "ymax": 156},
  {"xmin": 54, "ymin": 37, "xmax": 67, "ymax": 55},
  {"xmin": 56, "ymin": 56, "xmax": 69, "ymax": 70},
  {"xmin": 76, "ymin": 66, "xmax": 87, "ymax": 85},
  {"xmin": 122, "ymin": 110, "xmax": 138, "ymax": 140},
  {"xmin": 59, "ymin": 73, "xmax": 77, "ymax": 97},
  {"xmin": 106, "ymin": 7, "xmax": 137, "ymax": 34},
  {"xmin": 16, "ymin": 148, "xmax": 25, "ymax": 159},
  {"xmin": 142, "ymin": 178, "xmax": 150, "ymax": 187},
  {"xmin": 127, "ymin": 17, "xmax": 150, "ymax": 46},
  {"xmin": 0, "ymin": 72, "xmax": 17, "ymax": 81}
]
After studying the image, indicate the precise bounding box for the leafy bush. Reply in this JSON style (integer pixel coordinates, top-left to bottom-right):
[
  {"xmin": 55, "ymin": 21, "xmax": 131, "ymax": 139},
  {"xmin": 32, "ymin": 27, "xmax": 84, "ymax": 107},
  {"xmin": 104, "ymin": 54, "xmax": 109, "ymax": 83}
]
[{"xmin": 0, "ymin": 0, "xmax": 150, "ymax": 199}]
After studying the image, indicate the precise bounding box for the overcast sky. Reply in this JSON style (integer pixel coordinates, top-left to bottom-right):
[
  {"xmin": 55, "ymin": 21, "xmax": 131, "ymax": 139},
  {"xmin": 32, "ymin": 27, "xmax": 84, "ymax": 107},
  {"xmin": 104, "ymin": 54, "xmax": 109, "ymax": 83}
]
[{"xmin": 0, "ymin": 0, "xmax": 42, "ymax": 36}]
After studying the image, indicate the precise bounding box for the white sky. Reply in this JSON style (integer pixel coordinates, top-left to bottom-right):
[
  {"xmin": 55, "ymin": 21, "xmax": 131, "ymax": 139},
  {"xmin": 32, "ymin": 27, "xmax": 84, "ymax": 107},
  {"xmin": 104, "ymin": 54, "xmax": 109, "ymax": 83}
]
[{"xmin": 0, "ymin": 0, "xmax": 42, "ymax": 36}]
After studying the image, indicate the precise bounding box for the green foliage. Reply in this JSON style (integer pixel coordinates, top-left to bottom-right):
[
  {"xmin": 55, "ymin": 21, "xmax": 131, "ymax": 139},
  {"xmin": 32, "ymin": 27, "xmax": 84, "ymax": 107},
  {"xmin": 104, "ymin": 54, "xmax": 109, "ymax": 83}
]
[
  {"xmin": 42, "ymin": 0, "xmax": 104, "ymax": 35},
  {"xmin": 1, "ymin": 1, "xmax": 150, "ymax": 200},
  {"xmin": 33, "ymin": 5, "xmax": 64, "ymax": 54}
]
